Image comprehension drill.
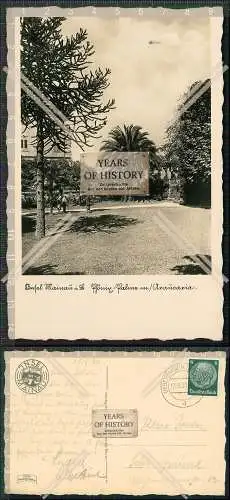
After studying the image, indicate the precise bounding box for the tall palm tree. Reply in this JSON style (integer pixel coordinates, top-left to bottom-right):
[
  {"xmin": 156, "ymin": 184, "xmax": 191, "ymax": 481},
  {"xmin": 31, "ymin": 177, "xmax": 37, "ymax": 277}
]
[
  {"xmin": 101, "ymin": 124, "xmax": 160, "ymax": 200},
  {"xmin": 101, "ymin": 124, "xmax": 157, "ymax": 158}
]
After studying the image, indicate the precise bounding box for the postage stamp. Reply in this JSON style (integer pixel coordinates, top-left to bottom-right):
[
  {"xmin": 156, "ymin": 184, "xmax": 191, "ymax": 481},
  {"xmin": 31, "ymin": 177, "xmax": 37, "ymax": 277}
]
[
  {"xmin": 92, "ymin": 409, "xmax": 138, "ymax": 438},
  {"xmin": 15, "ymin": 359, "xmax": 49, "ymax": 394},
  {"xmin": 188, "ymin": 359, "xmax": 219, "ymax": 396},
  {"xmin": 161, "ymin": 362, "xmax": 202, "ymax": 407}
]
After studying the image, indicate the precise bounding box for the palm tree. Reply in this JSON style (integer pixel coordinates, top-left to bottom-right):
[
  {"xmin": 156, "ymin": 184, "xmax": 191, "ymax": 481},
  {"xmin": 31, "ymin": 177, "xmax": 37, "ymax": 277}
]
[
  {"xmin": 101, "ymin": 124, "xmax": 157, "ymax": 156},
  {"xmin": 101, "ymin": 124, "xmax": 160, "ymax": 200}
]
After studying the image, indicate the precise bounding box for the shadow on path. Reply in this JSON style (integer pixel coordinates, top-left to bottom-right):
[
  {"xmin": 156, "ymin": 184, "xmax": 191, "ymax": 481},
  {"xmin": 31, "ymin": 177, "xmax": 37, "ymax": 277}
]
[
  {"xmin": 171, "ymin": 254, "xmax": 211, "ymax": 275},
  {"xmin": 22, "ymin": 215, "xmax": 36, "ymax": 234},
  {"xmin": 23, "ymin": 264, "xmax": 85, "ymax": 275},
  {"xmin": 66, "ymin": 214, "xmax": 140, "ymax": 234},
  {"xmin": 22, "ymin": 214, "xmax": 140, "ymax": 236}
]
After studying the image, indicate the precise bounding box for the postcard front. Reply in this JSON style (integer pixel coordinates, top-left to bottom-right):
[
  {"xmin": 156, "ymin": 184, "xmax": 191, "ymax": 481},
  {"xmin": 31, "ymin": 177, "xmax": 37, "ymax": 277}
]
[
  {"xmin": 4, "ymin": 350, "xmax": 226, "ymax": 495},
  {"xmin": 6, "ymin": 6, "xmax": 224, "ymax": 339}
]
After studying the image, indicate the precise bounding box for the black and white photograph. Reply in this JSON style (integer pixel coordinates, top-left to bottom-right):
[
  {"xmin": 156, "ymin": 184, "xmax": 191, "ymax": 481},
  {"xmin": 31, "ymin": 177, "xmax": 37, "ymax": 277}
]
[{"xmin": 21, "ymin": 11, "xmax": 212, "ymax": 276}]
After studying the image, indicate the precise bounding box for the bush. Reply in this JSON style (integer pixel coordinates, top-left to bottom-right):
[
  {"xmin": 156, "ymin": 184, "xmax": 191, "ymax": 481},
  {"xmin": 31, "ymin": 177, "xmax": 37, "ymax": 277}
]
[
  {"xmin": 21, "ymin": 193, "xmax": 37, "ymax": 208},
  {"xmin": 183, "ymin": 181, "xmax": 211, "ymax": 207}
]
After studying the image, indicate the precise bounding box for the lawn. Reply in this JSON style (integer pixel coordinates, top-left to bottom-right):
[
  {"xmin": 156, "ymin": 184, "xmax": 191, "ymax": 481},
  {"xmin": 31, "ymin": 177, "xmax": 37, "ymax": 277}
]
[{"xmin": 22, "ymin": 205, "xmax": 211, "ymax": 275}]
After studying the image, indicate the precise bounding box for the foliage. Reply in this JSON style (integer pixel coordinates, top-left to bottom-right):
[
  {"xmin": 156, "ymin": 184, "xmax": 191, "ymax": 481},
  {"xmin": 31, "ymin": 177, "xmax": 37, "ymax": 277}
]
[
  {"xmin": 163, "ymin": 80, "xmax": 211, "ymax": 205},
  {"xmin": 21, "ymin": 158, "xmax": 80, "ymax": 209},
  {"xmin": 44, "ymin": 159, "xmax": 80, "ymax": 193},
  {"xmin": 21, "ymin": 159, "xmax": 37, "ymax": 191},
  {"xmin": 21, "ymin": 17, "xmax": 115, "ymax": 151},
  {"xmin": 101, "ymin": 124, "xmax": 158, "ymax": 161},
  {"xmin": 21, "ymin": 17, "xmax": 115, "ymax": 236},
  {"xmin": 101, "ymin": 124, "xmax": 162, "ymax": 198}
]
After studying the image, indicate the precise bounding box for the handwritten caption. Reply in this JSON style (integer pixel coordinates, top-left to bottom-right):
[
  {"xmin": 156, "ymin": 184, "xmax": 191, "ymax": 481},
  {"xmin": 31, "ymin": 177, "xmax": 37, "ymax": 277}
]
[{"xmin": 24, "ymin": 282, "xmax": 197, "ymax": 294}]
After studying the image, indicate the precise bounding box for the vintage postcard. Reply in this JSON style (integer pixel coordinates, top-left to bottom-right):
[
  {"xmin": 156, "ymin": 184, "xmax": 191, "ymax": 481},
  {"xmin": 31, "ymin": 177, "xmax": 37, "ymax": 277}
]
[
  {"xmin": 4, "ymin": 350, "xmax": 226, "ymax": 495},
  {"xmin": 6, "ymin": 6, "xmax": 224, "ymax": 339}
]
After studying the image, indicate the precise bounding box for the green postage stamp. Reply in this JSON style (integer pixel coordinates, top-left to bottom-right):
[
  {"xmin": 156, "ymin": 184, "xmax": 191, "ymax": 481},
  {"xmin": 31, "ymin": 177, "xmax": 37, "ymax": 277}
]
[{"xmin": 188, "ymin": 359, "xmax": 219, "ymax": 396}]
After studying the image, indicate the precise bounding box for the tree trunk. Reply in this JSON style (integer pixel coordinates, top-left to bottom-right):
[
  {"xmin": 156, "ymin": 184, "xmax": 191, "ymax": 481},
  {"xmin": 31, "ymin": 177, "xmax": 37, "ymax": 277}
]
[
  {"xmin": 36, "ymin": 120, "xmax": 45, "ymax": 238},
  {"xmin": 50, "ymin": 194, "xmax": 53, "ymax": 214},
  {"xmin": 49, "ymin": 164, "xmax": 55, "ymax": 214},
  {"xmin": 86, "ymin": 196, "xmax": 91, "ymax": 212},
  {"xmin": 49, "ymin": 180, "xmax": 54, "ymax": 214}
]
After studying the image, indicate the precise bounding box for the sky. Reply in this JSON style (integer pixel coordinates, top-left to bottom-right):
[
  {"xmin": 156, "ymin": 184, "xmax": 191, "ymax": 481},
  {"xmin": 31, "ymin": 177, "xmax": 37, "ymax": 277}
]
[{"xmin": 62, "ymin": 12, "xmax": 210, "ymax": 160}]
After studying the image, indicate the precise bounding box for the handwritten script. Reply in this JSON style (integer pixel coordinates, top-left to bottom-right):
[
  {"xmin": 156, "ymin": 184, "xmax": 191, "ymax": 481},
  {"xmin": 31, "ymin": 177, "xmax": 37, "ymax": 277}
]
[{"xmin": 25, "ymin": 282, "xmax": 196, "ymax": 294}]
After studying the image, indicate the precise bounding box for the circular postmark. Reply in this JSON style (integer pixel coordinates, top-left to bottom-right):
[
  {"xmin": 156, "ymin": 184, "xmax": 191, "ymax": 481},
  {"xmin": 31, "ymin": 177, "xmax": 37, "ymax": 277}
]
[
  {"xmin": 189, "ymin": 361, "xmax": 218, "ymax": 390},
  {"xmin": 15, "ymin": 359, "xmax": 49, "ymax": 394},
  {"xmin": 161, "ymin": 362, "xmax": 202, "ymax": 407}
]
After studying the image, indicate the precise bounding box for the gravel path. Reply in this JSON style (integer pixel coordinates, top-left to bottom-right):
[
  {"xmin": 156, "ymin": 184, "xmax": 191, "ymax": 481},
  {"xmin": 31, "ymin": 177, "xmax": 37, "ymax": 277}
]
[{"xmin": 22, "ymin": 205, "xmax": 211, "ymax": 275}]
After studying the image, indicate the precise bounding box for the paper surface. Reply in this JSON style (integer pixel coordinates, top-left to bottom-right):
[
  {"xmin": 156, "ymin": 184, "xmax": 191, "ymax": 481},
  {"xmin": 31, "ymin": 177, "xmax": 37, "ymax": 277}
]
[
  {"xmin": 4, "ymin": 351, "xmax": 226, "ymax": 495},
  {"xmin": 6, "ymin": 6, "xmax": 223, "ymax": 340}
]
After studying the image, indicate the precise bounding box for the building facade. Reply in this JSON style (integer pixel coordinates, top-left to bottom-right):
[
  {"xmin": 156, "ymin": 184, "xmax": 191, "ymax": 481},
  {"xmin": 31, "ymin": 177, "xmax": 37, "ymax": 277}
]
[{"xmin": 21, "ymin": 124, "xmax": 71, "ymax": 160}]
